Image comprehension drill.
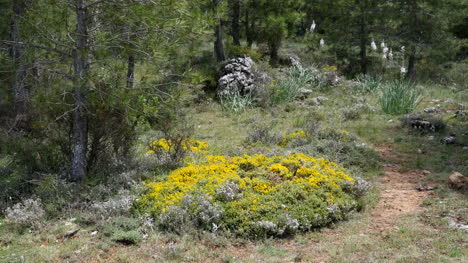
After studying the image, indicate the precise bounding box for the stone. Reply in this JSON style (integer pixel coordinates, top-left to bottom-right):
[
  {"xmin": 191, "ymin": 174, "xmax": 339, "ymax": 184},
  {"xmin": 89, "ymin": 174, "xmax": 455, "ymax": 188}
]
[
  {"xmin": 424, "ymin": 107, "xmax": 438, "ymax": 113},
  {"xmin": 442, "ymin": 136, "xmax": 456, "ymax": 144},
  {"xmin": 298, "ymin": 88, "xmax": 313, "ymax": 98},
  {"xmin": 455, "ymin": 110, "xmax": 467, "ymax": 119},
  {"xmin": 448, "ymin": 172, "xmax": 468, "ymax": 190},
  {"xmin": 288, "ymin": 56, "xmax": 303, "ymax": 70},
  {"xmin": 422, "ymin": 170, "xmax": 431, "ymax": 176},
  {"xmin": 217, "ymin": 55, "xmax": 256, "ymax": 97}
]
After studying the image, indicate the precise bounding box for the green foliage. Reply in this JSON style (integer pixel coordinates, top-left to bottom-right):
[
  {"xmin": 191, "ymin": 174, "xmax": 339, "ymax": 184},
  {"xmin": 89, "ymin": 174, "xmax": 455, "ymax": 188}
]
[
  {"xmin": 380, "ymin": 81, "xmax": 421, "ymax": 115},
  {"xmin": 226, "ymin": 44, "xmax": 263, "ymax": 61},
  {"xmin": 271, "ymin": 65, "xmax": 323, "ymax": 104},
  {"xmin": 356, "ymin": 74, "xmax": 383, "ymax": 93},
  {"xmin": 103, "ymin": 216, "xmax": 142, "ymax": 245},
  {"xmin": 136, "ymin": 152, "xmax": 364, "ymax": 238},
  {"xmin": 219, "ymin": 89, "xmax": 255, "ymax": 113},
  {"xmin": 247, "ymin": 0, "xmax": 304, "ymax": 63}
]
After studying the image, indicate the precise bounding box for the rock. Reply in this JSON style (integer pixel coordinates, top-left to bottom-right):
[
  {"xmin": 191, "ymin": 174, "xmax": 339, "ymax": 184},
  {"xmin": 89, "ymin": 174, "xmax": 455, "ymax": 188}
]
[
  {"xmin": 427, "ymin": 136, "xmax": 435, "ymax": 141},
  {"xmin": 412, "ymin": 120, "xmax": 436, "ymax": 131},
  {"xmin": 416, "ymin": 184, "xmax": 434, "ymax": 191},
  {"xmin": 442, "ymin": 136, "xmax": 456, "ymax": 144},
  {"xmin": 448, "ymin": 172, "xmax": 468, "ymax": 190},
  {"xmin": 400, "ymin": 113, "xmax": 445, "ymax": 132},
  {"xmin": 298, "ymin": 88, "xmax": 313, "ymax": 98},
  {"xmin": 455, "ymin": 110, "xmax": 467, "ymax": 119},
  {"xmin": 90, "ymin": 231, "xmax": 98, "ymax": 236},
  {"xmin": 64, "ymin": 229, "xmax": 80, "ymax": 238},
  {"xmin": 288, "ymin": 56, "xmax": 303, "ymax": 70},
  {"xmin": 463, "ymin": 147, "xmax": 468, "ymax": 150},
  {"xmin": 422, "ymin": 170, "xmax": 431, "ymax": 176},
  {"xmin": 306, "ymin": 96, "xmax": 328, "ymax": 106},
  {"xmin": 217, "ymin": 55, "xmax": 256, "ymax": 97},
  {"xmin": 424, "ymin": 107, "xmax": 438, "ymax": 113},
  {"xmin": 444, "ymin": 216, "xmax": 468, "ymax": 232},
  {"xmin": 388, "ymin": 119, "xmax": 394, "ymax": 123}
]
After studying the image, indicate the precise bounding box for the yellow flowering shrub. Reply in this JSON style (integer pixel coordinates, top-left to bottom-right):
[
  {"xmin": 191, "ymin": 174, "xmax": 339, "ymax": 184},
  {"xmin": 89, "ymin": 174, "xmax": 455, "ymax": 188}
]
[
  {"xmin": 136, "ymin": 152, "xmax": 361, "ymax": 238},
  {"xmin": 147, "ymin": 138, "xmax": 208, "ymax": 155},
  {"xmin": 322, "ymin": 64, "xmax": 338, "ymax": 72},
  {"xmin": 278, "ymin": 130, "xmax": 308, "ymax": 147}
]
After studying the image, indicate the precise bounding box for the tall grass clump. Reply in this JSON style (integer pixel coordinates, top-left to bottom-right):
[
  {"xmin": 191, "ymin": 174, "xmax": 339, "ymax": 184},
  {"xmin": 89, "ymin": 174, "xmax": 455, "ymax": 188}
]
[
  {"xmin": 271, "ymin": 65, "xmax": 324, "ymax": 104},
  {"xmin": 356, "ymin": 74, "xmax": 382, "ymax": 93},
  {"xmin": 379, "ymin": 80, "xmax": 420, "ymax": 115},
  {"xmin": 219, "ymin": 89, "xmax": 254, "ymax": 113}
]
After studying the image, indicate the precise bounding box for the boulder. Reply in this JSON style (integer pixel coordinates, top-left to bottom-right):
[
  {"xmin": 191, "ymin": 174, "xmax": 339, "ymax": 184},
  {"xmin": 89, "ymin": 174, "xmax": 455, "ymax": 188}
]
[
  {"xmin": 442, "ymin": 136, "xmax": 456, "ymax": 144},
  {"xmin": 448, "ymin": 172, "xmax": 468, "ymax": 190},
  {"xmin": 217, "ymin": 55, "xmax": 256, "ymax": 97}
]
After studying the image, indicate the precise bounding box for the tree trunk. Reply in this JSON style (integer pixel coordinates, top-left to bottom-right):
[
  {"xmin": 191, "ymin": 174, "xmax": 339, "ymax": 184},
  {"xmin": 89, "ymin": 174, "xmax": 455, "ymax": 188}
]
[
  {"xmin": 269, "ymin": 42, "xmax": 279, "ymax": 66},
  {"xmin": 126, "ymin": 54, "xmax": 135, "ymax": 89},
  {"xmin": 245, "ymin": 10, "xmax": 253, "ymax": 48},
  {"xmin": 213, "ymin": 0, "xmax": 225, "ymax": 62},
  {"xmin": 406, "ymin": 52, "xmax": 416, "ymax": 80},
  {"xmin": 71, "ymin": 0, "xmax": 90, "ymax": 182},
  {"xmin": 357, "ymin": 0, "xmax": 368, "ymax": 74},
  {"xmin": 231, "ymin": 0, "xmax": 240, "ymax": 46},
  {"xmin": 10, "ymin": 0, "xmax": 29, "ymax": 124},
  {"xmin": 214, "ymin": 20, "xmax": 225, "ymax": 62}
]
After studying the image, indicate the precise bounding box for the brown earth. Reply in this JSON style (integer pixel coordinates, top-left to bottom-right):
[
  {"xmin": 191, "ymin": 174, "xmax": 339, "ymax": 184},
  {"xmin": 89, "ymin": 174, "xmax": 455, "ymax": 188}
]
[{"xmin": 370, "ymin": 146, "xmax": 434, "ymax": 233}]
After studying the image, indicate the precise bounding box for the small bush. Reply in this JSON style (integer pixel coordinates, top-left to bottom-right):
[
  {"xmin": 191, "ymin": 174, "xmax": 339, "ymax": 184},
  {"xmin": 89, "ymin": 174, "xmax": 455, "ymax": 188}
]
[
  {"xmin": 380, "ymin": 81, "xmax": 420, "ymax": 115},
  {"xmin": 110, "ymin": 230, "xmax": 142, "ymax": 245},
  {"xmin": 278, "ymin": 130, "xmax": 309, "ymax": 148},
  {"xmin": 271, "ymin": 65, "xmax": 325, "ymax": 104},
  {"xmin": 90, "ymin": 190, "xmax": 136, "ymax": 221},
  {"xmin": 244, "ymin": 123, "xmax": 281, "ymax": 145},
  {"xmin": 5, "ymin": 199, "xmax": 45, "ymax": 228},
  {"xmin": 341, "ymin": 103, "xmax": 373, "ymax": 121},
  {"xmin": 146, "ymin": 137, "xmax": 207, "ymax": 169},
  {"xmin": 103, "ymin": 216, "xmax": 142, "ymax": 245},
  {"xmin": 355, "ymin": 74, "xmax": 383, "ymax": 93}
]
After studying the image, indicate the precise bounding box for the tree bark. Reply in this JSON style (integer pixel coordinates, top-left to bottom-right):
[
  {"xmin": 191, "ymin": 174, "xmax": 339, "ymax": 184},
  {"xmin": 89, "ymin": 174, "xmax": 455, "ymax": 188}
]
[
  {"xmin": 357, "ymin": 0, "xmax": 368, "ymax": 74},
  {"xmin": 269, "ymin": 42, "xmax": 279, "ymax": 66},
  {"xmin": 406, "ymin": 51, "xmax": 416, "ymax": 80},
  {"xmin": 231, "ymin": 0, "xmax": 240, "ymax": 46},
  {"xmin": 213, "ymin": 0, "xmax": 225, "ymax": 62},
  {"xmin": 245, "ymin": 9, "xmax": 253, "ymax": 48},
  {"xmin": 10, "ymin": 0, "xmax": 29, "ymax": 123},
  {"xmin": 214, "ymin": 19, "xmax": 226, "ymax": 62},
  {"xmin": 126, "ymin": 54, "xmax": 135, "ymax": 89},
  {"xmin": 71, "ymin": 0, "xmax": 90, "ymax": 182}
]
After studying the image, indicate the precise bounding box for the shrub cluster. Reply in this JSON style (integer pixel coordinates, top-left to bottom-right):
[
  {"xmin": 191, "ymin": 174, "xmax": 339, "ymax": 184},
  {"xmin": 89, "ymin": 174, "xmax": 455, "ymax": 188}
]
[
  {"xmin": 380, "ymin": 80, "xmax": 420, "ymax": 115},
  {"xmin": 147, "ymin": 138, "xmax": 208, "ymax": 168},
  {"xmin": 135, "ymin": 153, "xmax": 364, "ymax": 238},
  {"xmin": 5, "ymin": 198, "xmax": 45, "ymax": 228}
]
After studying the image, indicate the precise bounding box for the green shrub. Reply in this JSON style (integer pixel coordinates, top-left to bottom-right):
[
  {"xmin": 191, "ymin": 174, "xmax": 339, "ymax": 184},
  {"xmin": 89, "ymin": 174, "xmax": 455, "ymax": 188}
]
[
  {"xmin": 355, "ymin": 74, "xmax": 383, "ymax": 93},
  {"xmin": 110, "ymin": 230, "xmax": 142, "ymax": 245},
  {"xmin": 136, "ymin": 153, "xmax": 365, "ymax": 238},
  {"xmin": 103, "ymin": 216, "xmax": 142, "ymax": 245},
  {"xmin": 379, "ymin": 81, "xmax": 420, "ymax": 115},
  {"xmin": 271, "ymin": 65, "xmax": 325, "ymax": 104}
]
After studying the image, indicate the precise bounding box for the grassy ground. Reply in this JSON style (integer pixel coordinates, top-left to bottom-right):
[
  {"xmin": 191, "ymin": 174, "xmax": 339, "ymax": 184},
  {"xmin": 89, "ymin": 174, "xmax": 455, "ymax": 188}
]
[{"xmin": 1, "ymin": 82, "xmax": 467, "ymax": 262}]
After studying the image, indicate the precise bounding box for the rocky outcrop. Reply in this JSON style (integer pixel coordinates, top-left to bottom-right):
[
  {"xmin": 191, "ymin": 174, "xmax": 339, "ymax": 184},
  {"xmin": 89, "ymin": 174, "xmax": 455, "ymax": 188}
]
[{"xmin": 217, "ymin": 55, "xmax": 256, "ymax": 97}]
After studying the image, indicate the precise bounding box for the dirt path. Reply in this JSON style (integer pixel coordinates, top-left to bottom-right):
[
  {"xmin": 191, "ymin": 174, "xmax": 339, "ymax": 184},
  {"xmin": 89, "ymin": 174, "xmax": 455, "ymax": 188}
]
[{"xmin": 369, "ymin": 145, "xmax": 434, "ymax": 233}]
